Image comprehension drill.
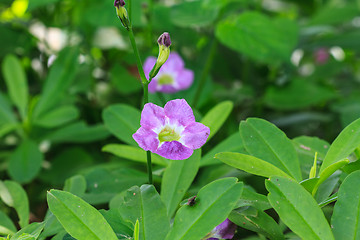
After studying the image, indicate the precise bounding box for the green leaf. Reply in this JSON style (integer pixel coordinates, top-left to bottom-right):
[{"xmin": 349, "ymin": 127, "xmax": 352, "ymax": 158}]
[
  {"xmin": 63, "ymin": 175, "xmax": 87, "ymax": 197},
  {"xmin": 201, "ymin": 133, "xmax": 246, "ymax": 166},
  {"xmin": 229, "ymin": 207, "xmax": 284, "ymax": 240},
  {"xmin": 34, "ymin": 105, "xmax": 79, "ymax": 128},
  {"xmin": 312, "ymin": 159, "xmax": 349, "ymax": 196},
  {"xmin": 236, "ymin": 187, "xmax": 271, "ymax": 211},
  {"xmin": 133, "ymin": 220, "xmax": 139, "ymax": 240},
  {"xmin": 320, "ymin": 118, "xmax": 360, "ymax": 173},
  {"xmin": 264, "ymin": 78, "xmax": 336, "ymax": 110},
  {"xmin": 266, "ymin": 176, "xmax": 334, "ymax": 240},
  {"xmin": 331, "ymin": 170, "xmax": 360, "ymax": 239},
  {"xmin": 161, "ymin": 150, "xmax": 200, "ymax": 217},
  {"xmin": 33, "ymin": 48, "xmax": 79, "ymax": 119},
  {"xmin": 170, "ymin": 1, "xmax": 218, "ymax": 27},
  {"xmin": 0, "ymin": 210, "xmax": 17, "ymax": 235},
  {"xmin": 200, "ymin": 101, "xmax": 233, "ymax": 141},
  {"xmin": 0, "ymin": 180, "xmax": 29, "ymax": 228},
  {"xmin": 102, "ymin": 144, "xmax": 169, "ymax": 166},
  {"xmin": 102, "ymin": 104, "xmax": 140, "ymax": 146},
  {"xmin": 165, "ymin": 178, "xmax": 243, "ymax": 240},
  {"xmin": 240, "ymin": 118, "xmax": 302, "ymax": 181},
  {"xmin": 216, "ymin": 12, "xmax": 298, "ymax": 64},
  {"xmin": 8, "ymin": 140, "xmax": 43, "ymax": 184},
  {"xmin": 2, "ymin": 54, "xmax": 28, "ymax": 119},
  {"xmin": 117, "ymin": 185, "xmax": 170, "ymax": 240},
  {"xmin": 309, "ymin": 3, "xmax": 360, "ymax": 26},
  {"xmin": 216, "ymin": 152, "xmax": 292, "ymax": 179},
  {"xmin": 110, "ymin": 65, "xmax": 142, "ymax": 94},
  {"xmin": 99, "ymin": 209, "xmax": 132, "ymax": 239},
  {"xmin": 0, "ymin": 92, "xmax": 17, "ymax": 126},
  {"xmin": 47, "ymin": 190, "xmax": 118, "ymax": 240},
  {"xmin": 45, "ymin": 122, "xmax": 110, "ymax": 143},
  {"xmin": 11, "ymin": 222, "xmax": 44, "ymax": 240}
]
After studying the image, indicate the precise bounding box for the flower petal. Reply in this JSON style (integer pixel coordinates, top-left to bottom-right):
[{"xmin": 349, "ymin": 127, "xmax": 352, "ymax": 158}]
[
  {"xmin": 213, "ymin": 219, "xmax": 237, "ymax": 239},
  {"xmin": 158, "ymin": 84, "xmax": 178, "ymax": 93},
  {"xmin": 164, "ymin": 99, "xmax": 195, "ymax": 126},
  {"xmin": 143, "ymin": 56, "xmax": 157, "ymax": 80},
  {"xmin": 177, "ymin": 69, "xmax": 194, "ymax": 90},
  {"xmin": 132, "ymin": 127, "xmax": 159, "ymax": 152},
  {"xmin": 140, "ymin": 103, "xmax": 165, "ymax": 129},
  {"xmin": 163, "ymin": 52, "xmax": 184, "ymax": 71},
  {"xmin": 155, "ymin": 141, "xmax": 193, "ymax": 160},
  {"xmin": 182, "ymin": 122, "xmax": 210, "ymax": 149},
  {"xmin": 148, "ymin": 79, "xmax": 158, "ymax": 93}
]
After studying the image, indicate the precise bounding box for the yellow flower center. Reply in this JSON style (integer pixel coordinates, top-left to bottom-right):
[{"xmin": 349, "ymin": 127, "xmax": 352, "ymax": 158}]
[
  {"xmin": 157, "ymin": 74, "xmax": 174, "ymax": 86},
  {"xmin": 158, "ymin": 126, "xmax": 180, "ymax": 143}
]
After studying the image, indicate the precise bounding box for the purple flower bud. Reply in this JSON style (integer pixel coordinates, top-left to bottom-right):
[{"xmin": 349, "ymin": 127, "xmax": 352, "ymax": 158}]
[
  {"xmin": 207, "ymin": 219, "xmax": 237, "ymax": 240},
  {"xmin": 158, "ymin": 32, "xmax": 171, "ymax": 47},
  {"xmin": 114, "ymin": 0, "xmax": 125, "ymax": 7}
]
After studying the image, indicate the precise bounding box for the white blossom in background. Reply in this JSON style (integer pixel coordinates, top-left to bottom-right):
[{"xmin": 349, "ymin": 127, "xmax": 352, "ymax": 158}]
[{"xmin": 93, "ymin": 27, "xmax": 128, "ymax": 50}]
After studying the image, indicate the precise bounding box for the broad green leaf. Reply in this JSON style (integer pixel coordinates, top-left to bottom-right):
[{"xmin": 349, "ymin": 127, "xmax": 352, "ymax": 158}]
[
  {"xmin": 110, "ymin": 65, "xmax": 142, "ymax": 94},
  {"xmin": 47, "ymin": 190, "xmax": 117, "ymax": 240},
  {"xmin": 229, "ymin": 207, "xmax": 284, "ymax": 240},
  {"xmin": 201, "ymin": 133, "xmax": 246, "ymax": 166},
  {"xmin": 34, "ymin": 105, "xmax": 79, "ymax": 128},
  {"xmin": 99, "ymin": 209, "xmax": 132, "ymax": 239},
  {"xmin": 0, "ymin": 92, "xmax": 16, "ymax": 126},
  {"xmin": 312, "ymin": 159, "xmax": 349, "ymax": 196},
  {"xmin": 0, "ymin": 123, "xmax": 19, "ymax": 139},
  {"xmin": 117, "ymin": 185, "xmax": 170, "ymax": 240},
  {"xmin": 264, "ymin": 78, "xmax": 336, "ymax": 110},
  {"xmin": 11, "ymin": 222, "xmax": 44, "ymax": 240},
  {"xmin": 320, "ymin": 118, "xmax": 360, "ymax": 173},
  {"xmin": 240, "ymin": 118, "xmax": 302, "ymax": 181},
  {"xmin": 309, "ymin": 3, "xmax": 360, "ymax": 26},
  {"xmin": 216, "ymin": 152, "xmax": 292, "ymax": 179},
  {"xmin": 102, "ymin": 144, "xmax": 169, "ymax": 166},
  {"xmin": 63, "ymin": 175, "xmax": 87, "ymax": 197},
  {"xmin": 293, "ymin": 136, "xmax": 330, "ymax": 179},
  {"xmin": 161, "ymin": 150, "xmax": 201, "ymax": 217},
  {"xmin": 33, "ymin": 48, "xmax": 79, "ymax": 119},
  {"xmin": 235, "ymin": 187, "xmax": 271, "ymax": 211},
  {"xmin": 102, "ymin": 104, "xmax": 140, "ymax": 146},
  {"xmin": 8, "ymin": 140, "xmax": 43, "ymax": 184},
  {"xmin": 83, "ymin": 168, "xmax": 147, "ymax": 205},
  {"xmin": 201, "ymin": 101, "xmax": 233, "ymax": 141},
  {"xmin": 266, "ymin": 176, "xmax": 334, "ymax": 240},
  {"xmin": 332, "ymin": 97, "xmax": 360, "ymax": 128},
  {"xmin": 0, "ymin": 181, "xmax": 29, "ymax": 228},
  {"xmin": 165, "ymin": 178, "xmax": 243, "ymax": 240},
  {"xmin": 0, "ymin": 210, "xmax": 17, "ymax": 235},
  {"xmin": 170, "ymin": 1, "xmax": 218, "ymax": 27},
  {"xmin": 2, "ymin": 54, "xmax": 28, "ymax": 119},
  {"xmin": 216, "ymin": 12, "xmax": 298, "ymax": 64},
  {"xmin": 45, "ymin": 122, "xmax": 110, "ymax": 143},
  {"xmin": 331, "ymin": 170, "xmax": 360, "ymax": 239}
]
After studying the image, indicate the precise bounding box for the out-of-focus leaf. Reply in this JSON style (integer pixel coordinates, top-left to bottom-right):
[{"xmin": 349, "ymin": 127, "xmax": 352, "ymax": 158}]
[
  {"xmin": 331, "ymin": 170, "xmax": 360, "ymax": 239},
  {"xmin": 165, "ymin": 178, "xmax": 243, "ymax": 240},
  {"xmin": 34, "ymin": 105, "xmax": 79, "ymax": 128},
  {"xmin": 264, "ymin": 78, "xmax": 336, "ymax": 110},
  {"xmin": 63, "ymin": 175, "xmax": 87, "ymax": 198},
  {"xmin": 116, "ymin": 185, "xmax": 170, "ymax": 240},
  {"xmin": 216, "ymin": 152, "xmax": 292, "ymax": 179},
  {"xmin": 0, "ymin": 210, "xmax": 17, "ymax": 235},
  {"xmin": 332, "ymin": 97, "xmax": 360, "ymax": 128},
  {"xmin": 45, "ymin": 122, "xmax": 110, "ymax": 143},
  {"xmin": 102, "ymin": 104, "xmax": 140, "ymax": 146},
  {"xmin": 170, "ymin": 1, "xmax": 218, "ymax": 27},
  {"xmin": 266, "ymin": 176, "xmax": 334, "ymax": 240},
  {"xmin": 8, "ymin": 140, "xmax": 43, "ymax": 184},
  {"xmin": 0, "ymin": 180, "xmax": 29, "ymax": 228},
  {"xmin": 201, "ymin": 101, "xmax": 233, "ymax": 141},
  {"xmin": 320, "ymin": 118, "xmax": 360, "ymax": 173},
  {"xmin": 2, "ymin": 54, "xmax": 28, "ymax": 119},
  {"xmin": 110, "ymin": 65, "xmax": 142, "ymax": 94},
  {"xmin": 33, "ymin": 48, "xmax": 79, "ymax": 119},
  {"xmin": 216, "ymin": 12, "xmax": 298, "ymax": 64},
  {"xmin": 201, "ymin": 133, "xmax": 246, "ymax": 166},
  {"xmin": 47, "ymin": 190, "xmax": 118, "ymax": 240},
  {"xmin": 161, "ymin": 150, "xmax": 200, "ymax": 217},
  {"xmin": 11, "ymin": 222, "xmax": 44, "ymax": 240},
  {"xmin": 309, "ymin": 3, "xmax": 360, "ymax": 26},
  {"xmin": 240, "ymin": 118, "xmax": 302, "ymax": 181},
  {"xmin": 102, "ymin": 144, "xmax": 169, "ymax": 166},
  {"xmin": 0, "ymin": 92, "xmax": 16, "ymax": 126}
]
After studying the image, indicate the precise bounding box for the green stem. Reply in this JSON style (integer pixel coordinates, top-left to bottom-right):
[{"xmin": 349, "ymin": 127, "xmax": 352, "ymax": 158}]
[
  {"xmin": 128, "ymin": 0, "xmax": 132, "ymax": 23},
  {"xmin": 192, "ymin": 39, "xmax": 218, "ymax": 108}
]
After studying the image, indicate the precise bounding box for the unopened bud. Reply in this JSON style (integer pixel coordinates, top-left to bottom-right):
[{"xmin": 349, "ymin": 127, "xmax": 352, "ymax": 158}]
[
  {"xmin": 114, "ymin": 0, "xmax": 130, "ymax": 30},
  {"xmin": 149, "ymin": 32, "xmax": 172, "ymax": 79}
]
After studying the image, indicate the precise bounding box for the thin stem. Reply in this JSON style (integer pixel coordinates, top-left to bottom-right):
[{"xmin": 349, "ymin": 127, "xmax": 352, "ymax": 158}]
[
  {"xmin": 192, "ymin": 39, "xmax": 218, "ymax": 108},
  {"xmin": 146, "ymin": 151, "xmax": 153, "ymax": 184}
]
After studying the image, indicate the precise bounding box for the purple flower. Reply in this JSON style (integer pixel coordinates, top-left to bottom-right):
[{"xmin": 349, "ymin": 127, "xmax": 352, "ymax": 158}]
[
  {"xmin": 207, "ymin": 219, "xmax": 237, "ymax": 240},
  {"xmin": 132, "ymin": 99, "xmax": 209, "ymax": 160},
  {"xmin": 314, "ymin": 48, "xmax": 329, "ymax": 65},
  {"xmin": 144, "ymin": 53, "xmax": 194, "ymax": 93}
]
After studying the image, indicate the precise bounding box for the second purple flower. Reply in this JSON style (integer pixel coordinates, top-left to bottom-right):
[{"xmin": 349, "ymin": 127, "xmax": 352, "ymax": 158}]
[
  {"xmin": 144, "ymin": 52, "xmax": 194, "ymax": 93},
  {"xmin": 132, "ymin": 99, "xmax": 209, "ymax": 160}
]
